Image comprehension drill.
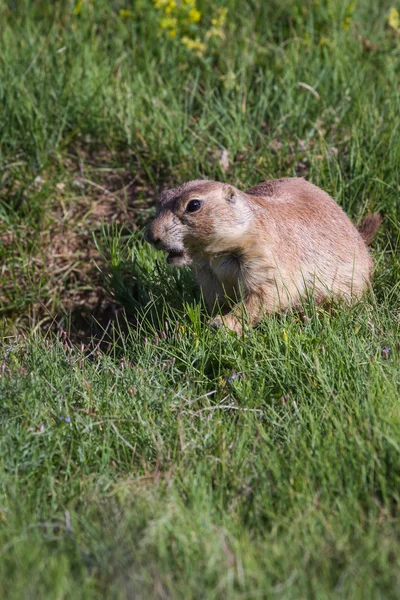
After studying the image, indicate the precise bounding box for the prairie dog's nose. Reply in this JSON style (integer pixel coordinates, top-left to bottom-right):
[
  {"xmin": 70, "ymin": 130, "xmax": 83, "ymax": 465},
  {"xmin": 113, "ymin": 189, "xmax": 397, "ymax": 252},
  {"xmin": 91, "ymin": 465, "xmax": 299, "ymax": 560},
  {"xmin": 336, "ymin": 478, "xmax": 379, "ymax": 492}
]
[{"xmin": 145, "ymin": 222, "xmax": 161, "ymax": 248}]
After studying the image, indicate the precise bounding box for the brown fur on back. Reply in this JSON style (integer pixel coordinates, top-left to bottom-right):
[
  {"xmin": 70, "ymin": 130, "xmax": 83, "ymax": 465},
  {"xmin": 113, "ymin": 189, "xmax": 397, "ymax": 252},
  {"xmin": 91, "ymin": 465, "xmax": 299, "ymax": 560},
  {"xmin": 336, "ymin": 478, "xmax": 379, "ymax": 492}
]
[
  {"xmin": 146, "ymin": 177, "xmax": 381, "ymax": 333},
  {"xmin": 246, "ymin": 179, "xmax": 287, "ymax": 197}
]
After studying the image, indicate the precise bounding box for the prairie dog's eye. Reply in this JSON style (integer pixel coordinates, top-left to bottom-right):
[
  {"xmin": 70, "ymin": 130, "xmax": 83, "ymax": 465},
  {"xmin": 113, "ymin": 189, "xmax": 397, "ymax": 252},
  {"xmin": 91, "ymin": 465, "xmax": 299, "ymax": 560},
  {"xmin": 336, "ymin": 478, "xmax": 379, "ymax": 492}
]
[{"xmin": 186, "ymin": 199, "xmax": 202, "ymax": 213}]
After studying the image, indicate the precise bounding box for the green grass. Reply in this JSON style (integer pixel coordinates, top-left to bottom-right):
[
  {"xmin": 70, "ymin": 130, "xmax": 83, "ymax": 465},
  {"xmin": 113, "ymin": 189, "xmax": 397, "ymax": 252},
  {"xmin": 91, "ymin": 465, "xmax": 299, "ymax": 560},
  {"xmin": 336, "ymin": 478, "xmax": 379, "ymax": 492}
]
[{"xmin": 1, "ymin": 0, "xmax": 400, "ymax": 597}]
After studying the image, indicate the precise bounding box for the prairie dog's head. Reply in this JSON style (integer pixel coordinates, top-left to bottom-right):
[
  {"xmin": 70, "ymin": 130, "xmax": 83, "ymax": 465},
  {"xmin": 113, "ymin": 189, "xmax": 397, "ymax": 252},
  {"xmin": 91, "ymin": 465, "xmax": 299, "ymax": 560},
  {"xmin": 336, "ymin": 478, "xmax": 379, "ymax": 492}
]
[{"xmin": 146, "ymin": 180, "xmax": 254, "ymax": 265}]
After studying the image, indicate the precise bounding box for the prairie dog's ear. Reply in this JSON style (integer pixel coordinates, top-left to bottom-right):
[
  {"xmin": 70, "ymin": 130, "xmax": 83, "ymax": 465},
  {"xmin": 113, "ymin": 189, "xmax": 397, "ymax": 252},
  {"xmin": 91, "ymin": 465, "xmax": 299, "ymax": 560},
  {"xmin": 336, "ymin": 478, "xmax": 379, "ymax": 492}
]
[{"xmin": 225, "ymin": 185, "xmax": 239, "ymax": 203}]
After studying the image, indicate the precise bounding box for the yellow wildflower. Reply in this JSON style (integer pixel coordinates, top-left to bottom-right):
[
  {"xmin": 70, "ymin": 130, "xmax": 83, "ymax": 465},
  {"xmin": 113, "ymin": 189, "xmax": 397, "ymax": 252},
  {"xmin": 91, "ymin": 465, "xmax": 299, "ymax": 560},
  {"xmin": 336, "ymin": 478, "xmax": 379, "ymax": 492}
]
[
  {"xmin": 387, "ymin": 7, "xmax": 399, "ymax": 30},
  {"xmin": 119, "ymin": 9, "xmax": 134, "ymax": 19},
  {"xmin": 165, "ymin": 1, "xmax": 177, "ymax": 15},
  {"xmin": 220, "ymin": 71, "xmax": 237, "ymax": 90},
  {"xmin": 160, "ymin": 16, "xmax": 177, "ymax": 29},
  {"xmin": 282, "ymin": 329, "xmax": 288, "ymax": 344},
  {"xmin": 152, "ymin": 0, "xmax": 209, "ymax": 54},
  {"xmin": 213, "ymin": 7, "xmax": 227, "ymax": 27},
  {"xmin": 342, "ymin": 2, "xmax": 355, "ymax": 30},
  {"xmin": 181, "ymin": 36, "xmax": 206, "ymax": 57},
  {"xmin": 207, "ymin": 7, "xmax": 228, "ymax": 39},
  {"xmin": 342, "ymin": 16, "xmax": 351, "ymax": 30},
  {"xmin": 188, "ymin": 8, "xmax": 201, "ymax": 23},
  {"xmin": 73, "ymin": 0, "xmax": 83, "ymax": 15}
]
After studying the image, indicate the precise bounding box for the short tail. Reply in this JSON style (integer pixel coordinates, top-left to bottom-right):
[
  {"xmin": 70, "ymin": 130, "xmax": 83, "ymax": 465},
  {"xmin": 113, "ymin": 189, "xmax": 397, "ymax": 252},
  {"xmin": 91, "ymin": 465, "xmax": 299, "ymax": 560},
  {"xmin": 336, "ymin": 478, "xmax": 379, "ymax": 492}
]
[{"xmin": 357, "ymin": 213, "xmax": 382, "ymax": 245}]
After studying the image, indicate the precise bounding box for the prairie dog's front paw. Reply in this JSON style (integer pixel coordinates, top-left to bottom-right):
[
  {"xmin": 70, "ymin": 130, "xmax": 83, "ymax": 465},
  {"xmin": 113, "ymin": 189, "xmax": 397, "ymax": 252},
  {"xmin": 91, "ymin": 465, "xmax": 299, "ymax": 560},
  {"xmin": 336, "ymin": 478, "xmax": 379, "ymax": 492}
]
[
  {"xmin": 208, "ymin": 314, "xmax": 242, "ymax": 334},
  {"xmin": 208, "ymin": 315, "xmax": 224, "ymax": 329}
]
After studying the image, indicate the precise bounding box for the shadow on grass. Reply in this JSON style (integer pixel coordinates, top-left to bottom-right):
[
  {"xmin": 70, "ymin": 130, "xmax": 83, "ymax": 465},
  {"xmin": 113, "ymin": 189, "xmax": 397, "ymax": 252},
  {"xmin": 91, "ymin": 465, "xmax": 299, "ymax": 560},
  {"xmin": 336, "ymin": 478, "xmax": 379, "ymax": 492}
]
[{"xmin": 59, "ymin": 241, "xmax": 200, "ymax": 347}]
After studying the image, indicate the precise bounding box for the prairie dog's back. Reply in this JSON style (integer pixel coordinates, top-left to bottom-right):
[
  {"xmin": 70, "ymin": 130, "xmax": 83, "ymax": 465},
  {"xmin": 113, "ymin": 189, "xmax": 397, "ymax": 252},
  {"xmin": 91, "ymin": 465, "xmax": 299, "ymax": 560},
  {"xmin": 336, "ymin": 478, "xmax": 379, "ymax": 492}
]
[{"xmin": 245, "ymin": 178, "xmax": 373, "ymax": 298}]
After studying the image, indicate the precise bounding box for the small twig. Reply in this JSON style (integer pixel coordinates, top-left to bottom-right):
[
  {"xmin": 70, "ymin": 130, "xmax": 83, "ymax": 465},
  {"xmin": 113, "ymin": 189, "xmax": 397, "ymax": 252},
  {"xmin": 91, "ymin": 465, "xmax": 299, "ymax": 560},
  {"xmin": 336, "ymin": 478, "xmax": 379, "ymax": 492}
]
[
  {"xmin": 81, "ymin": 418, "xmax": 138, "ymax": 433},
  {"xmin": 118, "ymin": 177, "xmax": 137, "ymax": 196},
  {"xmin": 174, "ymin": 390, "xmax": 217, "ymax": 407},
  {"xmin": 77, "ymin": 177, "xmax": 119, "ymax": 199},
  {"xmin": 79, "ymin": 155, "xmax": 85, "ymax": 178},
  {"xmin": 298, "ymin": 81, "xmax": 320, "ymax": 100}
]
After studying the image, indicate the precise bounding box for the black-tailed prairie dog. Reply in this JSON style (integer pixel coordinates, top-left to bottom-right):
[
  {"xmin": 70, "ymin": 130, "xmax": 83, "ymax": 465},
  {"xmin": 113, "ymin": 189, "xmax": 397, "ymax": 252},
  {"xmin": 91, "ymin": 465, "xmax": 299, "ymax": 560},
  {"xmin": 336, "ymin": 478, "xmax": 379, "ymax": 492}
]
[{"xmin": 146, "ymin": 178, "xmax": 381, "ymax": 333}]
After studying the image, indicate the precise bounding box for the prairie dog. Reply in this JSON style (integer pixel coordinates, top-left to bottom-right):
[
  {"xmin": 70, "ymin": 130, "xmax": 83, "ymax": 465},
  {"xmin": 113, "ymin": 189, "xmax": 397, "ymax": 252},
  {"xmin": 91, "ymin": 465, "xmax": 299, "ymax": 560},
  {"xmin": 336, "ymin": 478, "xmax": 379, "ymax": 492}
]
[{"xmin": 146, "ymin": 178, "xmax": 381, "ymax": 333}]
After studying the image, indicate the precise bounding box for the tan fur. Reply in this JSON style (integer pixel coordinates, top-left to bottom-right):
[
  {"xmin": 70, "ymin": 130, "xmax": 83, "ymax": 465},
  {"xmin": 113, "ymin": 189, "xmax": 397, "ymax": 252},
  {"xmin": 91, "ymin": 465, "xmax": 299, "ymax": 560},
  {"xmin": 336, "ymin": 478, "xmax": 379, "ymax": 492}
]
[{"xmin": 146, "ymin": 178, "xmax": 380, "ymax": 333}]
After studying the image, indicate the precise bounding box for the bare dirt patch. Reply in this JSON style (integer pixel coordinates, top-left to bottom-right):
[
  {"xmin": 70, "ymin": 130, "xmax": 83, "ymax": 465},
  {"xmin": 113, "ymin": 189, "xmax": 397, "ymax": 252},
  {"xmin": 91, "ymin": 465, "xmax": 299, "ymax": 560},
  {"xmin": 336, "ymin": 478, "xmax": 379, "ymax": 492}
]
[{"xmin": 1, "ymin": 149, "xmax": 158, "ymax": 342}]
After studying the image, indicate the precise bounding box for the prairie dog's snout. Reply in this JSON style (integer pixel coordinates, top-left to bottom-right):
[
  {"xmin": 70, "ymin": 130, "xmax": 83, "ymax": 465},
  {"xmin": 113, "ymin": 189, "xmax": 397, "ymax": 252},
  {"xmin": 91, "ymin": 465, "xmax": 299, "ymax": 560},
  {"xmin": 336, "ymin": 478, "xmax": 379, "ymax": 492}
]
[
  {"xmin": 145, "ymin": 218, "xmax": 169, "ymax": 250},
  {"xmin": 144, "ymin": 222, "xmax": 159, "ymax": 247},
  {"xmin": 147, "ymin": 178, "xmax": 380, "ymax": 333}
]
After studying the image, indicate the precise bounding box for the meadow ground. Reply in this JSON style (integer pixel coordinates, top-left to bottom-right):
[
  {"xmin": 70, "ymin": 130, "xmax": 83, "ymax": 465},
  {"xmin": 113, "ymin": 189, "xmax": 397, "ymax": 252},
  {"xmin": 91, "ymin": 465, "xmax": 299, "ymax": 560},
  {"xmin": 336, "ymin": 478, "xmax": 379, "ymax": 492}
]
[{"xmin": 1, "ymin": 0, "xmax": 400, "ymax": 597}]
